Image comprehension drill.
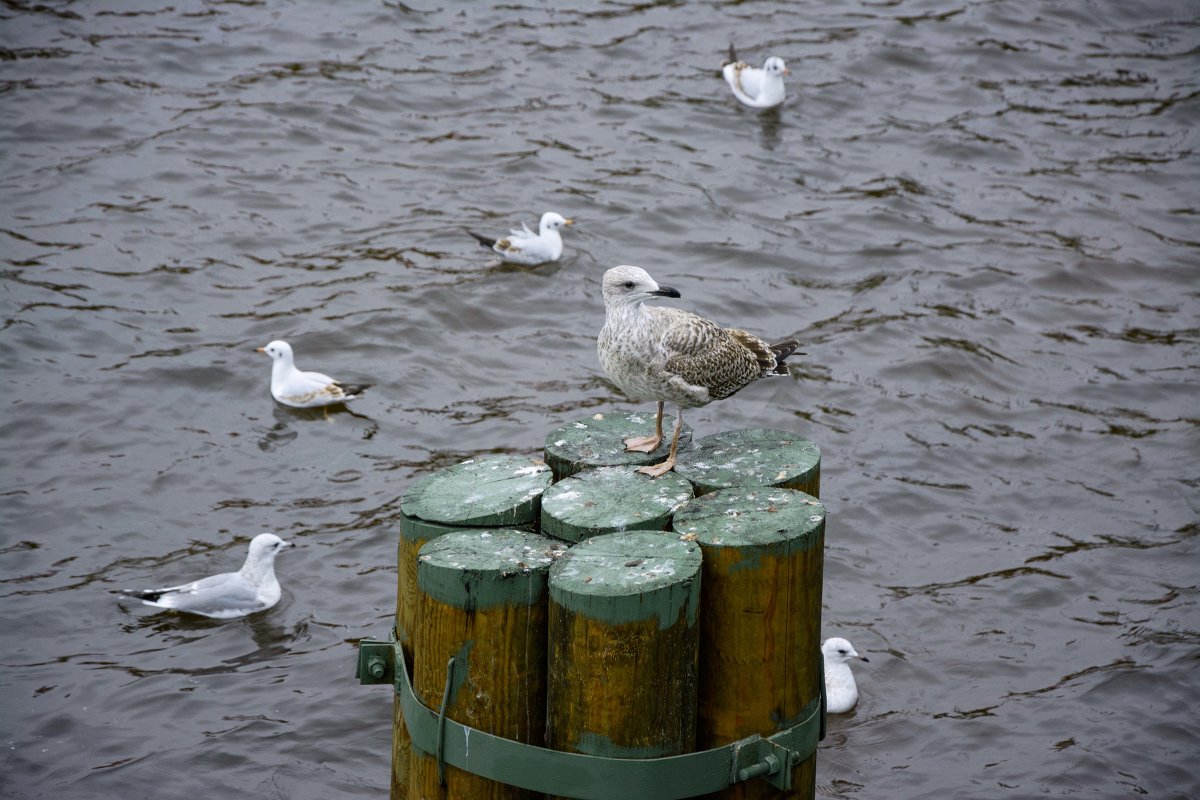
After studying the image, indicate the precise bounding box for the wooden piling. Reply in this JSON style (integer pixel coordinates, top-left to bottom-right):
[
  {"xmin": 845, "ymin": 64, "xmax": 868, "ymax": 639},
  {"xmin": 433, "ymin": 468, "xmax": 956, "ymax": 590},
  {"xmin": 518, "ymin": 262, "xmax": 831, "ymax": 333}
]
[
  {"xmin": 540, "ymin": 466, "xmax": 694, "ymax": 543},
  {"xmin": 382, "ymin": 428, "xmax": 826, "ymax": 798},
  {"xmin": 544, "ymin": 411, "xmax": 692, "ymax": 480},
  {"xmin": 395, "ymin": 456, "xmax": 553, "ymax": 799},
  {"xmin": 672, "ymin": 487, "xmax": 826, "ymax": 799},
  {"xmin": 410, "ymin": 529, "xmax": 566, "ymax": 800},
  {"xmin": 546, "ymin": 531, "xmax": 703, "ymax": 780},
  {"xmin": 673, "ymin": 428, "xmax": 821, "ymax": 497}
]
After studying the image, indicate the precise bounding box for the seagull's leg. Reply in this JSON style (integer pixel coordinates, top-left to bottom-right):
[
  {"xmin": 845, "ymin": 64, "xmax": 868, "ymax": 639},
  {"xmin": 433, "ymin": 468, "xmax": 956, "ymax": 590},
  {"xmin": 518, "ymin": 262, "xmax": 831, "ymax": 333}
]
[
  {"xmin": 637, "ymin": 408, "xmax": 683, "ymax": 477},
  {"xmin": 623, "ymin": 401, "xmax": 665, "ymax": 453}
]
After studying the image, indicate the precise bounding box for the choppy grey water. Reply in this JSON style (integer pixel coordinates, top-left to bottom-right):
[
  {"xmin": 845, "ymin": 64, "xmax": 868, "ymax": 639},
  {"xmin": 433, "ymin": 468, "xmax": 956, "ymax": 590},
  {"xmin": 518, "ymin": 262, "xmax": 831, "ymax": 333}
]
[{"xmin": 2, "ymin": 1, "xmax": 1197, "ymax": 798}]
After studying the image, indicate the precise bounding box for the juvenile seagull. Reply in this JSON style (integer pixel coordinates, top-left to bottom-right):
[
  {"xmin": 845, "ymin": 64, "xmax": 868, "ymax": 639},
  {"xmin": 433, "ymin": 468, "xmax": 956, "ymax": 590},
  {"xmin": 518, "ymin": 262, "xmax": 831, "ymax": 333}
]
[
  {"xmin": 257, "ymin": 339, "xmax": 370, "ymax": 409},
  {"xmin": 822, "ymin": 637, "xmax": 869, "ymax": 714},
  {"xmin": 118, "ymin": 533, "xmax": 292, "ymax": 619},
  {"xmin": 722, "ymin": 44, "xmax": 790, "ymax": 109},
  {"xmin": 597, "ymin": 265, "xmax": 800, "ymax": 477},
  {"xmin": 467, "ymin": 211, "xmax": 574, "ymax": 265}
]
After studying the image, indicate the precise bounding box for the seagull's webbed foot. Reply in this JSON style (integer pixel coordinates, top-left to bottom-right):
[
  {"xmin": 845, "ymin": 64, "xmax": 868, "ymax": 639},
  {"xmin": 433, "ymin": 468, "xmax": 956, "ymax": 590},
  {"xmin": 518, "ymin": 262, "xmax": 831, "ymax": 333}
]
[
  {"xmin": 635, "ymin": 406, "xmax": 683, "ymax": 478},
  {"xmin": 636, "ymin": 457, "xmax": 676, "ymax": 478},
  {"xmin": 623, "ymin": 434, "xmax": 662, "ymax": 453},
  {"xmin": 624, "ymin": 400, "xmax": 666, "ymax": 453}
]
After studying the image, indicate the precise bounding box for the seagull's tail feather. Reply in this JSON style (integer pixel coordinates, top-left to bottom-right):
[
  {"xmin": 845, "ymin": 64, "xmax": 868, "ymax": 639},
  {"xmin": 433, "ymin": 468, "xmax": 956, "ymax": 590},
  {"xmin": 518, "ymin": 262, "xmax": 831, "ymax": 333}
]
[
  {"xmin": 116, "ymin": 588, "xmax": 169, "ymax": 602},
  {"xmin": 466, "ymin": 230, "xmax": 497, "ymax": 249},
  {"xmin": 730, "ymin": 331, "xmax": 802, "ymax": 378},
  {"xmin": 770, "ymin": 339, "xmax": 803, "ymax": 375},
  {"xmin": 338, "ymin": 383, "xmax": 372, "ymax": 400}
]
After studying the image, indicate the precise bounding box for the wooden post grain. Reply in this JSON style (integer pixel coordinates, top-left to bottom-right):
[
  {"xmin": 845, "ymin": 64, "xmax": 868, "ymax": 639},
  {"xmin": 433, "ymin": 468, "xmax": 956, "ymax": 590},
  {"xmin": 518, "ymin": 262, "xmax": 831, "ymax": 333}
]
[
  {"xmin": 673, "ymin": 487, "xmax": 826, "ymax": 799},
  {"xmin": 540, "ymin": 466, "xmax": 694, "ymax": 543},
  {"xmin": 410, "ymin": 529, "xmax": 565, "ymax": 800},
  {"xmin": 394, "ymin": 456, "xmax": 553, "ymax": 799},
  {"xmin": 544, "ymin": 411, "xmax": 692, "ymax": 480},
  {"xmin": 546, "ymin": 531, "xmax": 703, "ymax": 786},
  {"xmin": 673, "ymin": 428, "xmax": 821, "ymax": 498}
]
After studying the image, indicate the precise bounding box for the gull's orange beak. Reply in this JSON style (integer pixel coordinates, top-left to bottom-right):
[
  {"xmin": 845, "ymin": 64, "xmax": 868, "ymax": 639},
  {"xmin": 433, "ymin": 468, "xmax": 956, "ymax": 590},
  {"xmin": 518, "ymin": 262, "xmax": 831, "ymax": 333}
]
[
  {"xmin": 256, "ymin": 347, "xmax": 266, "ymax": 353},
  {"xmin": 564, "ymin": 218, "xmax": 575, "ymax": 226},
  {"xmin": 783, "ymin": 68, "xmax": 791, "ymax": 76}
]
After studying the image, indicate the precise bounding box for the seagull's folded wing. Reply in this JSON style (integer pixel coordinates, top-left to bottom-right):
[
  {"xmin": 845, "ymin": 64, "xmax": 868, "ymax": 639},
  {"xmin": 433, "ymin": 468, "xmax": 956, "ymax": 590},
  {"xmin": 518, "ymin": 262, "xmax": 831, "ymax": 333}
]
[{"xmin": 149, "ymin": 573, "xmax": 266, "ymax": 618}]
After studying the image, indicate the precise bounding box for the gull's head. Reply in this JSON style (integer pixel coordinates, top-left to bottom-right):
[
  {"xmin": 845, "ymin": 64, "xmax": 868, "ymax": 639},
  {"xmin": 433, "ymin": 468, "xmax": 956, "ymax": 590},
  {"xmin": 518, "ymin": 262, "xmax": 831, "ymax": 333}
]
[
  {"xmin": 248, "ymin": 532, "xmax": 292, "ymax": 562},
  {"xmin": 257, "ymin": 340, "xmax": 294, "ymax": 364},
  {"xmin": 540, "ymin": 212, "xmax": 574, "ymax": 232},
  {"xmin": 764, "ymin": 56, "xmax": 790, "ymax": 77},
  {"xmin": 602, "ymin": 265, "xmax": 682, "ymax": 308},
  {"xmin": 822, "ymin": 637, "xmax": 868, "ymax": 665}
]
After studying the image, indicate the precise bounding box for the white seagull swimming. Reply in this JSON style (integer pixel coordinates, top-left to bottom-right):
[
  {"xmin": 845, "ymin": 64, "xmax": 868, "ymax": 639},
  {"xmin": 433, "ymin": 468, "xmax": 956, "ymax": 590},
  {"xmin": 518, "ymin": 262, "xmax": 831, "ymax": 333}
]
[
  {"xmin": 597, "ymin": 265, "xmax": 800, "ymax": 477},
  {"xmin": 257, "ymin": 339, "xmax": 370, "ymax": 409},
  {"xmin": 467, "ymin": 211, "xmax": 574, "ymax": 265},
  {"xmin": 118, "ymin": 533, "xmax": 292, "ymax": 619},
  {"xmin": 822, "ymin": 637, "xmax": 869, "ymax": 713},
  {"xmin": 722, "ymin": 44, "xmax": 790, "ymax": 109}
]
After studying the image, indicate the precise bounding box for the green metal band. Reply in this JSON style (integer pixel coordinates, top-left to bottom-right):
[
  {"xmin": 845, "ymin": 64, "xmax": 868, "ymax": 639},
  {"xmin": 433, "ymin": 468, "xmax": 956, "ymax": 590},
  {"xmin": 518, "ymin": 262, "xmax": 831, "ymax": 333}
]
[{"xmin": 358, "ymin": 633, "xmax": 822, "ymax": 798}]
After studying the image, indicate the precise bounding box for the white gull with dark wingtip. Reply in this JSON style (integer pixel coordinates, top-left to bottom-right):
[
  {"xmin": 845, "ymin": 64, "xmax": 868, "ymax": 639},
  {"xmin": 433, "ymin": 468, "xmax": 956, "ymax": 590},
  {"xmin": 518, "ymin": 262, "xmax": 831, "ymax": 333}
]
[
  {"xmin": 722, "ymin": 44, "xmax": 790, "ymax": 109},
  {"xmin": 117, "ymin": 533, "xmax": 292, "ymax": 619},
  {"xmin": 467, "ymin": 211, "xmax": 574, "ymax": 265},
  {"xmin": 258, "ymin": 339, "xmax": 370, "ymax": 409},
  {"xmin": 596, "ymin": 264, "xmax": 800, "ymax": 477}
]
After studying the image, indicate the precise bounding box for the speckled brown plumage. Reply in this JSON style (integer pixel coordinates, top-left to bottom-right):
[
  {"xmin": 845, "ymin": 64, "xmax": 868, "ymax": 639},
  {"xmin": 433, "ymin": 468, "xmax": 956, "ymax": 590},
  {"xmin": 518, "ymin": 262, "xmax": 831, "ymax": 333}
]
[{"xmin": 597, "ymin": 265, "xmax": 800, "ymax": 476}]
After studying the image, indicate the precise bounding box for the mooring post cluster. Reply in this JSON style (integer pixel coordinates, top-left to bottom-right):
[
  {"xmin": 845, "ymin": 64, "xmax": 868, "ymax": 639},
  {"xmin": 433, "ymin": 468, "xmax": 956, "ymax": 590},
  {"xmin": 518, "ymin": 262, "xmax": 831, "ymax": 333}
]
[{"xmin": 379, "ymin": 411, "xmax": 824, "ymax": 799}]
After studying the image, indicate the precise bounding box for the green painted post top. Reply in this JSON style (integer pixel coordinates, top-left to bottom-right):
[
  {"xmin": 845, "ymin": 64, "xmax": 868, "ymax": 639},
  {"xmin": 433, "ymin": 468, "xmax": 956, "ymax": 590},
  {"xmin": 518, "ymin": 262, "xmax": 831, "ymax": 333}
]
[
  {"xmin": 550, "ymin": 531, "xmax": 702, "ymax": 630},
  {"xmin": 417, "ymin": 529, "xmax": 568, "ymax": 610},
  {"xmin": 673, "ymin": 428, "xmax": 820, "ymax": 496},
  {"xmin": 540, "ymin": 466, "xmax": 694, "ymax": 543},
  {"xmin": 400, "ymin": 511, "xmax": 489, "ymax": 544},
  {"xmin": 400, "ymin": 455, "xmax": 553, "ymax": 530},
  {"xmin": 543, "ymin": 412, "xmax": 693, "ymax": 480},
  {"xmin": 671, "ymin": 487, "xmax": 825, "ymax": 555}
]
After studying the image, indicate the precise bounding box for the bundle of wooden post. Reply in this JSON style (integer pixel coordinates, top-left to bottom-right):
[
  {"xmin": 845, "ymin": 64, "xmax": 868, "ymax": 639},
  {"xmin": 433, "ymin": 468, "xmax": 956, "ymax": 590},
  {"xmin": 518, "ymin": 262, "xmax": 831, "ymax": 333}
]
[{"xmin": 390, "ymin": 417, "xmax": 823, "ymax": 800}]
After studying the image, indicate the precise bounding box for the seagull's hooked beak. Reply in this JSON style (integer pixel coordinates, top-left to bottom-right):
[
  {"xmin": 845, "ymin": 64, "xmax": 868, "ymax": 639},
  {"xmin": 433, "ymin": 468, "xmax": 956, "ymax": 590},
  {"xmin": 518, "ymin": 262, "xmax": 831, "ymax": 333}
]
[
  {"xmin": 651, "ymin": 285, "xmax": 682, "ymax": 299},
  {"xmin": 256, "ymin": 347, "xmax": 266, "ymax": 353},
  {"xmin": 783, "ymin": 67, "xmax": 791, "ymax": 76},
  {"xmin": 564, "ymin": 218, "xmax": 575, "ymax": 226}
]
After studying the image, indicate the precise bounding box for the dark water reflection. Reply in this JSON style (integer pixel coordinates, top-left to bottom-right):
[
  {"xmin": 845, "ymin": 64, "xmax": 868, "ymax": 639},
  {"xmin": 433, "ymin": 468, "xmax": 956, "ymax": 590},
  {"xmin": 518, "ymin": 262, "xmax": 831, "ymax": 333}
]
[{"xmin": 2, "ymin": 1, "xmax": 1198, "ymax": 798}]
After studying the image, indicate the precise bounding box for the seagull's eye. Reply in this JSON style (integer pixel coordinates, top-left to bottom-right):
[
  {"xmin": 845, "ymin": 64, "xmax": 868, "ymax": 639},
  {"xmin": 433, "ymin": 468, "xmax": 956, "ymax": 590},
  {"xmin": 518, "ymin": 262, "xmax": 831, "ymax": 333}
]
[{"xmin": 623, "ymin": 281, "xmax": 635, "ymax": 289}]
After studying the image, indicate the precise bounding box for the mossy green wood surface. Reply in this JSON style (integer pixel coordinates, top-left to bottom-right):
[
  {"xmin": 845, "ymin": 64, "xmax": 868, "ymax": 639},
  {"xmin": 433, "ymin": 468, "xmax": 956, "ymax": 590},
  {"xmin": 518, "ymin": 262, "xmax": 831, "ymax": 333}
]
[
  {"xmin": 395, "ymin": 456, "xmax": 552, "ymax": 795},
  {"xmin": 395, "ymin": 516, "xmax": 448, "ymax": 798},
  {"xmin": 395, "ymin": 453, "xmax": 545, "ymax": 800},
  {"xmin": 400, "ymin": 455, "xmax": 553, "ymax": 527},
  {"xmin": 543, "ymin": 412, "xmax": 693, "ymax": 480},
  {"xmin": 390, "ymin": 697, "xmax": 408, "ymax": 800},
  {"xmin": 540, "ymin": 466, "xmax": 694, "ymax": 543},
  {"xmin": 672, "ymin": 488, "xmax": 826, "ymax": 800},
  {"xmin": 392, "ymin": 520, "xmax": 426, "ymax": 799},
  {"xmin": 673, "ymin": 428, "xmax": 821, "ymax": 498},
  {"xmin": 546, "ymin": 531, "xmax": 703, "ymax": 785},
  {"xmin": 411, "ymin": 530, "xmax": 562, "ymax": 800}
]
